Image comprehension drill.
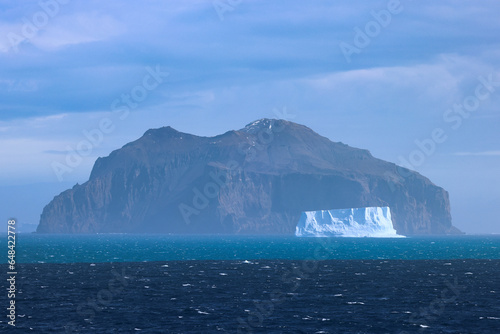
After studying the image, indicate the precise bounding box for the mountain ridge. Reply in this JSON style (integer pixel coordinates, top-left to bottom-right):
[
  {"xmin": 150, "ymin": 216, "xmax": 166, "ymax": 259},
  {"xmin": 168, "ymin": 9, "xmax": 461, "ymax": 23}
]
[{"xmin": 37, "ymin": 118, "xmax": 461, "ymax": 235}]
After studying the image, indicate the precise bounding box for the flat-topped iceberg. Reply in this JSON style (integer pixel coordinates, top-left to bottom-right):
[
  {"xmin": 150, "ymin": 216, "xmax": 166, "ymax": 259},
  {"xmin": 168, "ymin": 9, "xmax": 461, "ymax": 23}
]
[{"xmin": 295, "ymin": 207, "xmax": 404, "ymax": 237}]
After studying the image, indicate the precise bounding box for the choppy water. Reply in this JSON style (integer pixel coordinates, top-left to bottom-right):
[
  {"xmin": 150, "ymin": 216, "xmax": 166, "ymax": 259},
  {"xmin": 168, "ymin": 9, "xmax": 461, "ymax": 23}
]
[
  {"xmin": 1, "ymin": 260, "xmax": 499, "ymax": 333},
  {"xmin": 1, "ymin": 235, "xmax": 499, "ymax": 333}
]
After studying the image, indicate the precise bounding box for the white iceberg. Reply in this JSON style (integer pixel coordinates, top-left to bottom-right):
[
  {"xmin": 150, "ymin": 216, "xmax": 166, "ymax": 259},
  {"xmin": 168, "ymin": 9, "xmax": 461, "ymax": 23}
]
[{"xmin": 295, "ymin": 207, "xmax": 404, "ymax": 238}]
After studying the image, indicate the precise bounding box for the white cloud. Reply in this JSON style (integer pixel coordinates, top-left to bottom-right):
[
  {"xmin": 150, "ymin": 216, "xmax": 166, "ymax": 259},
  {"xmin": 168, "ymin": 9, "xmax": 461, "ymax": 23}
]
[
  {"xmin": 0, "ymin": 22, "xmax": 22, "ymax": 53},
  {"xmin": 0, "ymin": 79, "xmax": 39, "ymax": 92},
  {"xmin": 453, "ymin": 151, "xmax": 500, "ymax": 156},
  {"xmin": 33, "ymin": 13, "xmax": 126, "ymax": 50},
  {"xmin": 0, "ymin": 11, "xmax": 126, "ymax": 53}
]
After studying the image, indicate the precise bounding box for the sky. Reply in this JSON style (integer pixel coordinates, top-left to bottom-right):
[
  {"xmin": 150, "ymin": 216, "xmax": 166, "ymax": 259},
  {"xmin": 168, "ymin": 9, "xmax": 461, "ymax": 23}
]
[{"xmin": 0, "ymin": 0, "xmax": 499, "ymax": 233}]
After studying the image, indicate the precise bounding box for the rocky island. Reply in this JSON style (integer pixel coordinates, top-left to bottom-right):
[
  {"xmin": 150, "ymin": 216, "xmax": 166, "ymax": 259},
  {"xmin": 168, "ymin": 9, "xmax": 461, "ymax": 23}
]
[{"xmin": 37, "ymin": 119, "xmax": 461, "ymax": 235}]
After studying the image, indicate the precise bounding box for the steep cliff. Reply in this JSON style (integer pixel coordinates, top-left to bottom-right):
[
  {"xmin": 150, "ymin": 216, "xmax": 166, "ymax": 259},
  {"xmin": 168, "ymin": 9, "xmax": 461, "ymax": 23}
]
[{"xmin": 37, "ymin": 119, "xmax": 460, "ymax": 235}]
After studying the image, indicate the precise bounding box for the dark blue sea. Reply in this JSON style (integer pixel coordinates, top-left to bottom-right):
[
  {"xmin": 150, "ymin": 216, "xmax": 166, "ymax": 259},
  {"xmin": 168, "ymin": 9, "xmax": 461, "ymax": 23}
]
[{"xmin": 1, "ymin": 235, "xmax": 499, "ymax": 333}]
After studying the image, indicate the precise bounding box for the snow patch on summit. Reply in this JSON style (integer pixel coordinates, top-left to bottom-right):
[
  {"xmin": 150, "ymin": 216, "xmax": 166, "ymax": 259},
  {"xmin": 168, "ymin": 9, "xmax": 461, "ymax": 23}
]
[{"xmin": 240, "ymin": 118, "xmax": 281, "ymax": 134}]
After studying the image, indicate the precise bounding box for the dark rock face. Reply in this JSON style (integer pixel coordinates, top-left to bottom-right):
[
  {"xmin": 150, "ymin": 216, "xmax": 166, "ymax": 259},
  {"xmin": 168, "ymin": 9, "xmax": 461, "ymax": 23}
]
[{"xmin": 37, "ymin": 119, "xmax": 460, "ymax": 235}]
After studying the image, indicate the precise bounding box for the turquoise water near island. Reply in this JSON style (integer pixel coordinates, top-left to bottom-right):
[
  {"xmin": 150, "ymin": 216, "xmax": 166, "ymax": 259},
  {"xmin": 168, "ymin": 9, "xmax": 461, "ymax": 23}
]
[{"xmin": 4, "ymin": 234, "xmax": 500, "ymax": 263}]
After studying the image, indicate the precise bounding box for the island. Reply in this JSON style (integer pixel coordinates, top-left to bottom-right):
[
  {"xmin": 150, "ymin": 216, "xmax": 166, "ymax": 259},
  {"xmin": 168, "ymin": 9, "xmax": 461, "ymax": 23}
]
[{"xmin": 37, "ymin": 119, "xmax": 462, "ymax": 235}]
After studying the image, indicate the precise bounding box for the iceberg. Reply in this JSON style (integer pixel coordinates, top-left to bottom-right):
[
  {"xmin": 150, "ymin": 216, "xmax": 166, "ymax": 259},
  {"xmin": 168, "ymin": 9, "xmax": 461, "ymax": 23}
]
[{"xmin": 295, "ymin": 207, "xmax": 404, "ymax": 238}]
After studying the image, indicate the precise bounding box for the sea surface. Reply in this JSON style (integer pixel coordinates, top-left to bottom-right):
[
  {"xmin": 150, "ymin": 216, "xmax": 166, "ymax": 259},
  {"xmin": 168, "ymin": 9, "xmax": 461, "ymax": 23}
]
[
  {"xmin": 1, "ymin": 235, "xmax": 499, "ymax": 333},
  {"xmin": 3, "ymin": 234, "xmax": 500, "ymax": 264}
]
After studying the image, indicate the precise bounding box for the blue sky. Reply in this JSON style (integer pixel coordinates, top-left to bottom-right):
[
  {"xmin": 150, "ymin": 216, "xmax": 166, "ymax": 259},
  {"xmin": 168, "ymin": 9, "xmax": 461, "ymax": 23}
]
[{"xmin": 0, "ymin": 0, "xmax": 499, "ymax": 233}]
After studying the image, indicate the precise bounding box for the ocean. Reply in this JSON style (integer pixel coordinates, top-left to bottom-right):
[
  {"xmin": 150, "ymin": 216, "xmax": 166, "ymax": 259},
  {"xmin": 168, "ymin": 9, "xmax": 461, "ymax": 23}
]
[{"xmin": 1, "ymin": 235, "xmax": 499, "ymax": 333}]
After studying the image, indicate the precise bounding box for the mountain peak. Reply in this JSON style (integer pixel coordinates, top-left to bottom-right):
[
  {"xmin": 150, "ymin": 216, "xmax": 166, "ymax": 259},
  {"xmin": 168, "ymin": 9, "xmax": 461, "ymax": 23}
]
[
  {"xmin": 240, "ymin": 118, "xmax": 296, "ymax": 134},
  {"xmin": 144, "ymin": 126, "xmax": 181, "ymax": 137},
  {"xmin": 38, "ymin": 119, "xmax": 456, "ymax": 236}
]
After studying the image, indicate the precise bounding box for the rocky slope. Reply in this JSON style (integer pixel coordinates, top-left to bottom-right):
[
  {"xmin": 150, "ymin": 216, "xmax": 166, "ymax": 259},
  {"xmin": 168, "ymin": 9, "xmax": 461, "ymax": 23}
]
[{"xmin": 37, "ymin": 119, "xmax": 461, "ymax": 235}]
